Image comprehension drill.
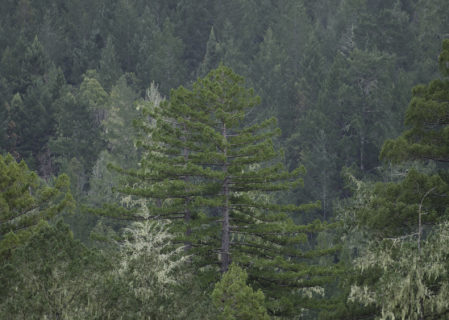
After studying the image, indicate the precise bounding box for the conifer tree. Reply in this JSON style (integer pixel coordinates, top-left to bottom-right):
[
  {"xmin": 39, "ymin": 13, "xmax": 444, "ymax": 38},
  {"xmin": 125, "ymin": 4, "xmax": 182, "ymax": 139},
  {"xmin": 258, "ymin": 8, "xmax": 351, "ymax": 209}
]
[
  {"xmin": 317, "ymin": 47, "xmax": 396, "ymax": 172},
  {"xmin": 149, "ymin": 18, "xmax": 186, "ymax": 94},
  {"xmin": 174, "ymin": 0, "xmax": 215, "ymax": 74},
  {"xmin": 212, "ymin": 264, "xmax": 270, "ymax": 320},
  {"xmin": 332, "ymin": 40, "xmax": 449, "ymax": 320},
  {"xmin": 98, "ymin": 35, "xmax": 122, "ymax": 91},
  {"xmin": 192, "ymin": 66, "xmax": 339, "ymax": 317},
  {"xmin": 0, "ymin": 154, "xmax": 74, "ymax": 257},
  {"xmin": 101, "ymin": 66, "xmax": 339, "ymax": 317},
  {"xmin": 98, "ymin": 77, "xmax": 220, "ymax": 271},
  {"xmin": 50, "ymin": 71, "xmax": 107, "ymax": 179},
  {"xmin": 136, "ymin": 6, "xmax": 158, "ymax": 89},
  {"xmin": 3, "ymin": 37, "xmax": 66, "ymax": 173},
  {"xmin": 381, "ymin": 39, "xmax": 449, "ymax": 164},
  {"xmin": 88, "ymin": 75, "xmax": 141, "ymax": 206},
  {"xmin": 349, "ymin": 221, "xmax": 449, "ymax": 320},
  {"xmin": 197, "ymin": 27, "xmax": 222, "ymax": 77},
  {"xmin": 0, "ymin": 221, "xmax": 100, "ymax": 319},
  {"xmin": 111, "ymin": 0, "xmax": 140, "ymax": 72},
  {"xmin": 252, "ymin": 27, "xmax": 289, "ymax": 124}
]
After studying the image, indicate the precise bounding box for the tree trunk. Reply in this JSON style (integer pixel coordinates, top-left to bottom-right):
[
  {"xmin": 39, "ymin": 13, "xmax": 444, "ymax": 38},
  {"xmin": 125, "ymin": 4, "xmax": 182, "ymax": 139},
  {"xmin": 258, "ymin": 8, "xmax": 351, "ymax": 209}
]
[
  {"xmin": 221, "ymin": 122, "xmax": 230, "ymax": 273},
  {"xmin": 184, "ymin": 155, "xmax": 192, "ymax": 251},
  {"xmin": 183, "ymin": 124, "xmax": 191, "ymax": 252},
  {"xmin": 360, "ymin": 134, "xmax": 365, "ymax": 172}
]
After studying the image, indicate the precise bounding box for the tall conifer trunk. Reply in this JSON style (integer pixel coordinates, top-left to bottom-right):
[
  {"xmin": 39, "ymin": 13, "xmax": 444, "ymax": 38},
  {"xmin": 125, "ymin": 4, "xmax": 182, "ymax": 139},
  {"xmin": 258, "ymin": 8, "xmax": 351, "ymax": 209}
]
[
  {"xmin": 360, "ymin": 134, "xmax": 365, "ymax": 171},
  {"xmin": 183, "ymin": 123, "xmax": 192, "ymax": 252},
  {"xmin": 221, "ymin": 122, "xmax": 230, "ymax": 273}
]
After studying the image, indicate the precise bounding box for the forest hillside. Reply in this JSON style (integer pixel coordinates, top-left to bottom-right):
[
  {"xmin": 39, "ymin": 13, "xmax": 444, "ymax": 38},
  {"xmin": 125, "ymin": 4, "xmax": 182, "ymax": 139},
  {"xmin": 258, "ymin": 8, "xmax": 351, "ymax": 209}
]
[{"xmin": 1, "ymin": 0, "xmax": 449, "ymax": 319}]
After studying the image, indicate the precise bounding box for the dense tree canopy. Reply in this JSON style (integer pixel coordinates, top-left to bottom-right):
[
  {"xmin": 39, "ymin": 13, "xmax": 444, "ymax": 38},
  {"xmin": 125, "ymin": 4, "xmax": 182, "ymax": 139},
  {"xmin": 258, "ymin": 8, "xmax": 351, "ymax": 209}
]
[
  {"xmin": 381, "ymin": 39, "xmax": 449, "ymax": 164},
  {"xmin": 335, "ymin": 39, "xmax": 449, "ymax": 320},
  {"xmin": 2, "ymin": 0, "xmax": 449, "ymax": 319},
  {"xmin": 0, "ymin": 153, "xmax": 74, "ymax": 257}
]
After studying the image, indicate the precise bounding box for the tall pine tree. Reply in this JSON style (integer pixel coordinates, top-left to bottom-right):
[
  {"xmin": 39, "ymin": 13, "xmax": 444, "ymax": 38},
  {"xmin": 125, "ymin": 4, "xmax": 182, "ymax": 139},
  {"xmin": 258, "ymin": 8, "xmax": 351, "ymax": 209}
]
[{"xmin": 100, "ymin": 66, "xmax": 340, "ymax": 317}]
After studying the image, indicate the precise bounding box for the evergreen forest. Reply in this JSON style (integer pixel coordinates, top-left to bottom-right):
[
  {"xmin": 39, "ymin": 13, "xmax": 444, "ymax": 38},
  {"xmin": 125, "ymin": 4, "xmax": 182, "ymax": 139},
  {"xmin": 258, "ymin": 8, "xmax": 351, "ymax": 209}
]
[{"xmin": 2, "ymin": 0, "xmax": 449, "ymax": 319}]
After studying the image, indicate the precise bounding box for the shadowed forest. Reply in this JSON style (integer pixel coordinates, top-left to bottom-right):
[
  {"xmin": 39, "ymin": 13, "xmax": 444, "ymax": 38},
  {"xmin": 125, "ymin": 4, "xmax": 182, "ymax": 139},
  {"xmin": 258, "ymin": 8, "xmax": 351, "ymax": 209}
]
[{"xmin": 2, "ymin": 0, "xmax": 449, "ymax": 319}]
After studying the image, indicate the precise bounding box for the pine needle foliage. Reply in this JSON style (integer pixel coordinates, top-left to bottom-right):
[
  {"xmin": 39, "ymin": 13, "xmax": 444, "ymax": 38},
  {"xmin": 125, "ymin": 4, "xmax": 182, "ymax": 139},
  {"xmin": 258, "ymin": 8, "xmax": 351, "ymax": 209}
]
[
  {"xmin": 381, "ymin": 39, "xmax": 449, "ymax": 163},
  {"xmin": 212, "ymin": 263, "xmax": 270, "ymax": 320},
  {"xmin": 0, "ymin": 153, "xmax": 74, "ymax": 257},
  {"xmin": 190, "ymin": 66, "xmax": 340, "ymax": 317},
  {"xmin": 338, "ymin": 40, "xmax": 449, "ymax": 320},
  {"xmin": 100, "ymin": 66, "xmax": 340, "ymax": 317}
]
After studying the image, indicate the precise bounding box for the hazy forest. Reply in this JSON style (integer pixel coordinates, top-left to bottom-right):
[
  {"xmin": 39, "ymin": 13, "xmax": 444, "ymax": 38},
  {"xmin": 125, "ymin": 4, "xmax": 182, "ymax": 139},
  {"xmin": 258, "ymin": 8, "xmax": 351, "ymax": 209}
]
[{"xmin": 2, "ymin": 0, "xmax": 449, "ymax": 319}]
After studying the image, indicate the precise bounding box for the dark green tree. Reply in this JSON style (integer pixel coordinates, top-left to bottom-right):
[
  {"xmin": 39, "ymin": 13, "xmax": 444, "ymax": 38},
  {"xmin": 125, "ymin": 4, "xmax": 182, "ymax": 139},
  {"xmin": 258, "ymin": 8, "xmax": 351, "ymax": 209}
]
[
  {"xmin": 135, "ymin": 5, "xmax": 158, "ymax": 89},
  {"xmin": 317, "ymin": 48, "xmax": 397, "ymax": 173},
  {"xmin": 150, "ymin": 18, "xmax": 186, "ymax": 95},
  {"xmin": 101, "ymin": 66, "xmax": 339, "ymax": 317},
  {"xmin": 3, "ymin": 37, "xmax": 66, "ymax": 173},
  {"xmin": 0, "ymin": 220, "xmax": 103, "ymax": 319},
  {"xmin": 175, "ymin": 0, "xmax": 215, "ymax": 74},
  {"xmin": 287, "ymin": 112, "xmax": 339, "ymax": 220},
  {"xmin": 110, "ymin": 0, "xmax": 140, "ymax": 72},
  {"xmin": 251, "ymin": 27, "xmax": 289, "ymax": 124},
  {"xmin": 352, "ymin": 0, "xmax": 414, "ymax": 64},
  {"xmin": 50, "ymin": 72, "xmax": 107, "ymax": 183},
  {"xmin": 197, "ymin": 27, "xmax": 222, "ymax": 77},
  {"xmin": 382, "ymin": 39, "xmax": 449, "ymax": 164},
  {"xmin": 193, "ymin": 66, "xmax": 339, "ymax": 317},
  {"xmin": 212, "ymin": 264, "xmax": 270, "ymax": 320},
  {"xmin": 98, "ymin": 75, "xmax": 218, "ymax": 270},
  {"xmin": 137, "ymin": 16, "xmax": 186, "ymax": 95},
  {"xmin": 414, "ymin": 0, "xmax": 449, "ymax": 81},
  {"xmin": 0, "ymin": 154, "xmax": 74, "ymax": 257},
  {"xmin": 98, "ymin": 35, "xmax": 122, "ymax": 91},
  {"xmin": 328, "ymin": 39, "xmax": 449, "ymax": 320}
]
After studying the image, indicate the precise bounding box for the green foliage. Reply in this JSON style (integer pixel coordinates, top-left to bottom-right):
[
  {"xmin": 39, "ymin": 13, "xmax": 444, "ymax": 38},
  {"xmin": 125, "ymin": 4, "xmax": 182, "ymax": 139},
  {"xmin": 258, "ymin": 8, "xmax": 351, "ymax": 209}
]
[
  {"xmin": 381, "ymin": 40, "xmax": 449, "ymax": 164},
  {"xmin": 348, "ymin": 169, "xmax": 449, "ymax": 238},
  {"xmin": 3, "ymin": 38, "xmax": 66, "ymax": 173},
  {"xmin": 2, "ymin": 2, "xmax": 449, "ymax": 318},
  {"xmin": 1, "ymin": 207, "xmax": 206, "ymax": 319},
  {"xmin": 287, "ymin": 110, "xmax": 339, "ymax": 220},
  {"xmin": 212, "ymin": 264, "xmax": 270, "ymax": 320},
  {"xmin": 110, "ymin": 0, "xmax": 140, "ymax": 73},
  {"xmin": 91, "ymin": 220, "xmax": 190, "ymax": 319},
  {"xmin": 335, "ymin": 40, "xmax": 449, "ymax": 319},
  {"xmin": 414, "ymin": 0, "xmax": 449, "ymax": 78},
  {"xmin": 50, "ymin": 72, "xmax": 107, "ymax": 180},
  {"xmin": 101, "ymin": 75, "xmax": 140, "ymax": 163},
  {"xmin": 349, "ymin": 221, "xmax": 449, "ymax": 320},
  {"xmin": 100, "ymin": 66, "xmax": 339, "ymax": 317},
  {"xmin": 0, "ymin": 0, "xmax": 443, "ymax": 223},
  {"xmin": 88, "ymin": 75, "xmax": 141, "ymax": 205},
  {"xmin": 98, "ymin": 35, "xmax": 122, "ymax": 91},
  {"xmin": 0, "ymin": 154, "xmax": 74, "ymax": 257},
  {"xmin": 318, "ymin": 48, "xmax": 397, "ymax": 172},
  {"xmin": 175, "ymin": 0, "xmax": 215, "ymax": 73},
  {"xmin": 0, "ymin": 220, "xmax": 101, "ymax": 319},
  {"xmin": 137, "ymin": 17, "xmax": 186, "ymax": 95},
  {"xmin": 197, "ymin": 27, "xmax": 222, "ymax": 77},
  {"xmin": 252, "ymin": 26, "xmax": 290, "ymax": 125}
]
